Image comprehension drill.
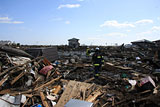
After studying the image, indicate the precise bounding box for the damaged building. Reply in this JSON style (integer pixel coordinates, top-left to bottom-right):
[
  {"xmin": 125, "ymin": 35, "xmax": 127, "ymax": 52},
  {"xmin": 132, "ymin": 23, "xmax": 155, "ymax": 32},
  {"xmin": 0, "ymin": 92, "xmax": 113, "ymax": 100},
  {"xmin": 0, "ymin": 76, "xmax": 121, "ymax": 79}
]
[
  {"xmin": 131, "ymin": 39, "xmax": 156, "ymax": 49},
  {"xmin": 68, "ymin": 38, "xmax": 80, "ymax": 48}
]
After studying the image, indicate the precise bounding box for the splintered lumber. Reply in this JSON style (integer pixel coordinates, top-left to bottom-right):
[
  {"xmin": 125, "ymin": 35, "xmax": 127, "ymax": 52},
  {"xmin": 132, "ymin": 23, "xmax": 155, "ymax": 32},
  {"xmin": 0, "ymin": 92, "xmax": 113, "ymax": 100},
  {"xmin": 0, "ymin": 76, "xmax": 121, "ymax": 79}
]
[
  {"xmin": 85, "ymin": 89, "xmax": 102, "ymax": 102},
  {"xmin": 85, "ymin": 83, "xmax": 95, "ymax": 97},
  {"xmin": 23, "ymin": 94, "xmax": 33, "ymax": 98},
  {"xmin": 82, "ymin": 89, "xmax": 86, "ymax": 100},
  {"xmin": 10, "ymin": 89, "xmax": 33, "ymax": 96},
  {"xmin": 103, "ymin": 62, "xmax": 132, "ymax": 71},
  {"xmin": 40, "ymin": 91, "xmax": 49, "ymax": 107},
  {"xmin": 0, "ymin": 89, "xmax": 11, "ymax": 94},
  {"xmin": 103, "ymin": 62, "xmax": 115, "ymax": 71},
  {"xmin": 102, "ymin": 102, "xmax": 109, "ymax": 107},
  {"xmin": 0, "ymin": 75, "xmax": 9, "ymax": 87},
  {"xmin": 56, "ymin": 80, "xmax": 93, "ymax": 107},
  {"xmin": 43, "ymin": 58, "xmax": 51, "ymax": 65},
  {"xmin": 112, "ymin": 96, "xmax": 115, "ymax": 106},
  {"xmin": 46, "ymin": 70, "xmax": 52, "ymax": 79},
  {"xmin": 11, "ymin": 71, "xmax": 26, "ymax": 85},
  {"xmin": 34, "ymin": 76, "xmax": 62, "ymax": 91},
  {"xmin": 32, "ymin": 98, "xmax": 35, "ymax": 105},
  {"xmin": 116, "ymin": 66, "xmax": 132, "ymax": 70},
  {"xmin": 0, "ymin": 56, "xmax": 43, "ymax": 77},
  {"xmin": 84, "ymin": 77, "xmax": 94, "ymax": 83},
  {"xmin": 32, "ymin": 76, "xmax": 41, "ymax": 86},
  {"xmin": 9, "ymin": 66, "xmax": 26, "ymax": 74},
  {"xmin": 50, "ymin": 85, "xmax": 61, "ymax": 95},
  {"xmin": 22, "ymin": 98, "xmax": 30, "ymax": 107}
]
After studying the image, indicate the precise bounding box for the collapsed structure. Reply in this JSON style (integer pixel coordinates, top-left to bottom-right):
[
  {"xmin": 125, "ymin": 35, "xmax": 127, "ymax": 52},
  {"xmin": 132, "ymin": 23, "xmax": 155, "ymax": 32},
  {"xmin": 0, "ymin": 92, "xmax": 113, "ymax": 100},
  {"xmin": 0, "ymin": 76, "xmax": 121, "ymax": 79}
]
[
  {"xmin": 68, "ymin": 38, "xmax": 80, "ymax": 48},
  {"xmin": 0, "ymin": 39, "xmax": 160, "ymax": 107}
]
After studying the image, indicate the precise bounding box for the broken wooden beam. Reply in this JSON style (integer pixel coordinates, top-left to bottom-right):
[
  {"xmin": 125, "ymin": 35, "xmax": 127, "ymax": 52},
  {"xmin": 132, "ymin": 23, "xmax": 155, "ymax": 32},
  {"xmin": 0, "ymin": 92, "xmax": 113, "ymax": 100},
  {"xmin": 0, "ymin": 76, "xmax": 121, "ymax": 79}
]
[
  {"xmin": 0, "ymin": 56, "xmax": 43, "ymax": 77},
  {"xmin": 0, "ymin": 75, "xmax": 9, "ymax": 87},
  {"xmin": 40, "ymin": 91, "xmax": 49, "ymax": 107},
  {"xmin": 11, "ymin": 71, "xmax": 26, "ymax": 85},
  {"xmin": 103, "ymin": 62, "xmax": 132, "ymax": 71},
  {"xmin": 85, "ymin": 89, "xmax": 102, "ymax": 102},
  {"xmin": 56, "ymin": 80, "xmax": 94, "ymax": 107},
  {"xmin": 34, "ymin": 76, "xmax": 62, "ymax": 91},
  {"xmin": 22, "ymin": 98, "xmax": 30, "ymax": 107},
  {"xmin": 50, "ymin": 85, "xmax": 61, "ymax": 95}
]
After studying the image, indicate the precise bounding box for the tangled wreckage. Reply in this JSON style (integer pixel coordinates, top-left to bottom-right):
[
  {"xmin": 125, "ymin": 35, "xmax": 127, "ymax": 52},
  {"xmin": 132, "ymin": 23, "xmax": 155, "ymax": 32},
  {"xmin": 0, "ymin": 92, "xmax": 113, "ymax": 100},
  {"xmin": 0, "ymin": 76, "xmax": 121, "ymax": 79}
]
[{"xmin": 0, "ymin": 42, "xmax": 160, "ymax": 107}]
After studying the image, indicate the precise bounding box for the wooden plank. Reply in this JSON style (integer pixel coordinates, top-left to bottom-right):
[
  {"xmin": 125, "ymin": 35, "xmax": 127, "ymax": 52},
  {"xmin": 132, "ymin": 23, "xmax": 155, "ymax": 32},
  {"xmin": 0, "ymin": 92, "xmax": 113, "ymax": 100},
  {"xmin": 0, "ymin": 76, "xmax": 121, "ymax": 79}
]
[
  {"xmin": 32, "ymin": 98, "xmax": 35, "ymax": 105},
  {"xmin": 116, "ymin": 66, "xmax": 132, "ymax": 70},
  {"xmin": 0, "ymin": 75, "xmax": 9, "ymax": 87},
  {"xmin": 0, "ymin": 89, "xmax": 11, "ymax": 94},
  {"xmin": 34, "ymin": 76, "xmax": 62, "ymax": 91},
  {"xmin": 9, "ymin": 66, "xmax": 26, "ymax": 74},
  {"xmin": 82, "ymin": 89, "xmax": 86, "ymax": 100},
  {"xmin": 32, "ymin": 77, "xmax": 41, "ymax": 86},
  {"xmin": 43, "ymin": 58, "xmax": 52, "ymax": 65},
  {"xmin": 50, "ymin": 85, "xmax": 61, "ymax": 95},
  {"xmin": 84, "ymin": 77, "xmax": 94, "ymax": 83},
  {"xmin": 0, "ymin": 56, "xmax": 43, "ymax": 77},
  {"xmin": 10, "ymin": 89, "xmax": 33, "ymax": 96},
  {"xmin": 112, "ymin": 96, "xmax": 115, "ymax": 106},
  {"xmin": 85, "ymin": 83, "xmax": 95, "ymax": 97},
  {"xmin": 55, "ymin": 80, "xmax": 92, "ymax": 107},
  {"xmin": 103, "ymin": 62, "xmax": 132, "ymax": 71},
  {"xmin": 55, "ymin": 81, "xmax": 77, "ymax": 107},
  {"xmin": 11, "ymin": 71, "xmax": 26, "ymax": 85},
  {"xmin": 22, "ymin": 94, "xmax": 33, "ymax": 98},
  {"xmin": 86, "ymin": 89, "xmax": 102, "ymax": 102},
  {"xmin": 22, "ymin": 98, "xmax": 30, "ymax": 107},
  {"xmin": 40, "ymin": 91, "xmax": 49, "ymax": 107},
  {"xmin": 46, "ymin": 70, "xmax": 52, "ymax": 79}
]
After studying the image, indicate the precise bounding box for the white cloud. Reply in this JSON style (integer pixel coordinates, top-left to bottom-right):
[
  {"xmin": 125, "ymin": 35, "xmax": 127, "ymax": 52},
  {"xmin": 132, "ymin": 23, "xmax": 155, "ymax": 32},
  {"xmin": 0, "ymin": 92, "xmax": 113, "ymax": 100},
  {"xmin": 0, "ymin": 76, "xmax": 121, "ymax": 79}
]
[
  {"xmin": 100, "ymin": 19, "xmax": 154, "ymax": 29},
  {"xmin": 107, "ymin": 32, "xmax": 127, "ymax": 37},
  {"xmin": 12, "ymin": 21, "xmax": 24, "ymax": 24},
  {"xmin": 135, "ymin": 19, "xmax": 153, "ymax": 24},
  {"xmin": 0, "ymin": 17, "xmax": 11, "ymax": 21},
  {"xmin": 58, "ymin": 4, "xmax": 80, "ymax": 9},
  {"xmin": 100, "ymin": 20, "xmax": 135, "ymax": 28},
  {"xmin": 65, "ymin": 21, "xmax": 70, "ymax": 24},
  {"xmin": 151, "ymin": 26, "xmax": 160, "ymax": 31},
  {"xmin": 157, "ymin": 17, "xmax": 160, "ymax": 21},
  {"xmin": 0, "ymin": 17, "xmax": 24, "ymax": 24}
]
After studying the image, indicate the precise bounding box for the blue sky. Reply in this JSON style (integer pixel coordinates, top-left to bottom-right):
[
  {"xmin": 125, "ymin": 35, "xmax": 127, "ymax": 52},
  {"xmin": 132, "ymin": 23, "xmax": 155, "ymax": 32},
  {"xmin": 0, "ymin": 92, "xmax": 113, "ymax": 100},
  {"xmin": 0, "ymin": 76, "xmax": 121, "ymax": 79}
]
[{"xmin": 0, "ymin": 0, "xmax": 160, "ymax": 45}]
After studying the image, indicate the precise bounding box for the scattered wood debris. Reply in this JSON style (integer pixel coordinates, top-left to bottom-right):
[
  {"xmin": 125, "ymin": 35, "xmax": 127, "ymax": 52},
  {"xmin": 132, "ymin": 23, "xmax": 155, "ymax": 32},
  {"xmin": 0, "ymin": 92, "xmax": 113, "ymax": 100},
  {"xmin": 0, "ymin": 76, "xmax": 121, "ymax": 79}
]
[{"xmin": 0, "ymin": 45, "xmax": 160, "ymax": 107}]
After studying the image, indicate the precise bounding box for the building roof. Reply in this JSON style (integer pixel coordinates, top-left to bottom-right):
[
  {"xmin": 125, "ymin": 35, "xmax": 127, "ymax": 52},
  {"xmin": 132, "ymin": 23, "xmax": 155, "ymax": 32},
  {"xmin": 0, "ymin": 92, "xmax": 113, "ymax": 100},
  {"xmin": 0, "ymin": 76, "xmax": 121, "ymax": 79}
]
[
  {"xmin": 131, "ymin": 39, "xmax": 153, "ymax": 44},
  {"xmin": 68, "ymin": 38, "xmax": 79, "ymax": 41},
  {"xmin": 153, "ymin": 39, "xmax": 160, "ymax": 42}
]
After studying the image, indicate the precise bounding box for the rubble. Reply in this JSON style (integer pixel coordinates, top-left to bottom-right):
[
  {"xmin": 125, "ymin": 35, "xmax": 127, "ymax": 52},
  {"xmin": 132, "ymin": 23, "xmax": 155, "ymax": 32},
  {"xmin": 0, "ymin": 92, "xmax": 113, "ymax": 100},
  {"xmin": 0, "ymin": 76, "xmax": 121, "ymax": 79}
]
[{"xmin": 0, "ymin": 45, "xmax": 160, "ymax": 107}]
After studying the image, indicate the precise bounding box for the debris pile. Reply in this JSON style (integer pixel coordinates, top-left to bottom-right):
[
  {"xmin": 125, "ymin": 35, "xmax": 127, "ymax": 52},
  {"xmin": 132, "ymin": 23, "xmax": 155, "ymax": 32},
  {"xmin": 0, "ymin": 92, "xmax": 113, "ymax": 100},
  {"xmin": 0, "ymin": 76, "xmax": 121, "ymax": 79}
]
[{"xmin": 0, "ymin": 45, "xmax": 160, "ymax": 107}]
